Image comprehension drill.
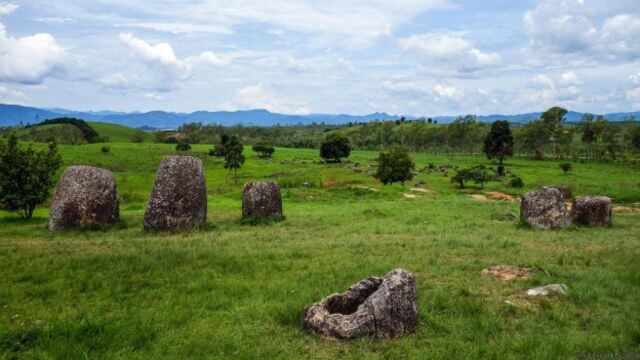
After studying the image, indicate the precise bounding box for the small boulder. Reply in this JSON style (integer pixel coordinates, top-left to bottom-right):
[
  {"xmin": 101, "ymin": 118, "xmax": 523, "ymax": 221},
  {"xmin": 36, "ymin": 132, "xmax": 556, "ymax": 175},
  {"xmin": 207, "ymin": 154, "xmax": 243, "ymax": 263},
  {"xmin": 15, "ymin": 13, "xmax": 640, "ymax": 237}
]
[
  {"xmin": 144, "ymin": 156, "xmax": 207, "ymax": 231},
  {"xmin": 49, "ymin": 166, "xmax": 119, "ymax": 230},
  {"xmin": 526, "ymin": 284, "xmax": 568, "ymax": 296},
  {"xmin": 543, "ymin": 185, "xmax": 572, "ymax": 199},
  {"xmin": 520, "ymin": 188, "xmax": 571, "ymax": 230},
  {"xmin": 572, "ymin": 196, "xmax": 612, "ymax": 227},
  {"xmin": 242, "ymin": 182, "xmax": 283, "ymax": 220},
  {"xmin": 302, "ymin": 269, "xmax": 418, "ymax": 339}
]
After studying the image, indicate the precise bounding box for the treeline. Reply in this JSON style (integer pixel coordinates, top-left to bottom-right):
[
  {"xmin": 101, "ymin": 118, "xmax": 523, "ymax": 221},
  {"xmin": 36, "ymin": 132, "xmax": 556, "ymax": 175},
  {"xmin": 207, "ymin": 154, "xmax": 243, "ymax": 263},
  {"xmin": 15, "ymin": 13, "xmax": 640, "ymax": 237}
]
[{"xmin": 154, "ymin": 107, "xmax": 640, "ymax": 161}]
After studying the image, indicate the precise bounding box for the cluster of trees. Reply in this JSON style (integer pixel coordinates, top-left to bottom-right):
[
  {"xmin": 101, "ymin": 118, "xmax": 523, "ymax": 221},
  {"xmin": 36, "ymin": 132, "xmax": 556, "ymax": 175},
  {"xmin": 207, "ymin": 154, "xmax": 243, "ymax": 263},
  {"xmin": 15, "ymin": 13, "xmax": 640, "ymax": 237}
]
[{"xmin": 25, "ymin": 118, "xmax": 106, "ymax": 143}]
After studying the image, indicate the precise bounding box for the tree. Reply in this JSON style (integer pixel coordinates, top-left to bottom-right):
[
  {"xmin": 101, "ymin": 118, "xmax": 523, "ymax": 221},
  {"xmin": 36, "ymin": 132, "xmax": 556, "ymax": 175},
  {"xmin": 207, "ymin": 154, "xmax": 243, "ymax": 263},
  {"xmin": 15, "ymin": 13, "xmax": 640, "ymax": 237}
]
[
  {"xmin": 450, "ymin": 165, "xmax": 490, "ymax": 189},
  {"xmin": 628, "ymin": 125, "xmax": 640, "ymax": 153},
  {"xmin": 175, "ymin": 141, "xmax": 191, "ymax": 151},
  {"xmin": 0, "ymin": 132, "xmax": 62, "ymax": 219},
  {"xmin": 224, "ymin": 136, "xmax": 245, "ymax": 184},
  {"xmin": 520, "ymin": 120, "xmax": 548, "ymax": 159},
  {"xmin": 540, "ymin": 106, "xmax": 568, "ymax": 158},
  {"xmin": 253, "ymin": 142, "xmax": 275, "ymax": 159},
  {"xmin": 320, "ymin": 134, "xmax": 350, "ymax": 162},
  {"xmin": 374, "ymin": 146, "xmax": 415, "ymax": 186},
  {"xmin": 483, "ymin": 120, "xmax": 513, "ymax": 165},
  {"xmin": 130, "ymin": 130, "xmax": 145, "ymax": 143}
]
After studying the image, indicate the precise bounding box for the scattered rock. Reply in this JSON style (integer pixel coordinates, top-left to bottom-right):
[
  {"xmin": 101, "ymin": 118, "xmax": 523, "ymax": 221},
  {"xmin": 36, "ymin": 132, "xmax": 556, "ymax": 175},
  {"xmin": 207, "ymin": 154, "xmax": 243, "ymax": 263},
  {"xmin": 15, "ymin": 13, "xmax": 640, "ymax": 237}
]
[
  {"xmin": 144, "ymin": 156, "xmax": 207, "ymax": 231},
  {"xmin": 520, "ymin": 188, "xmax": 571, "ymax": 230},
  {"xmin": 302, "ymin": 181, "xmax": 310, "ymax": 187},
  {"xmin": 526, "ymin": 284, "xmax": 568, "ymax": 296},
  {"xmin": 543, "ymin": 185, "xmax": 572, "ymax": 200},
  {"xmin": 242, "ymin": 182, "xmax": 283, "ymax": 220},
  {"xmin": 572, "ymin": 195, "xmax": 612, "ymax": 227},
  {"xmin": 48, "ymin": 166, "xmax": 119, "ymax": 231},
  {"xmin": 302, "ymin": 269, "xmax": 418, "ymax": 339},
  {"xmin": 481, "ymin": 265, "xmax": 535, "ymax": 281}
]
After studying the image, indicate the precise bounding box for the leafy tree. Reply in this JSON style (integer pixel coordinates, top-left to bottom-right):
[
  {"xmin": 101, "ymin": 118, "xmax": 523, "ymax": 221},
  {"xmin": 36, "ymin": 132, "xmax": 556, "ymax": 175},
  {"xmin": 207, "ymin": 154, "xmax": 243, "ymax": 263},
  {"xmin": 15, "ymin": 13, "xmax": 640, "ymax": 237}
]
[
  {"xmin": 0, "ymin": 132, "xmax": 62, "ymax": 219},
  {"xmin": 224, "ymin": 136, "xmax": 245, "ymax": 184},
  {"xmin": 559, "ymin": 162, "xmax": 572, "ymax": 173},
  {"xmin": 220, "ymin": 133, "xmax": 230, "ymax": 146},
  {"xmin": 540, "ymin": 106, "xmax": 568, "ymax": 158},
  {"xmin": 520, "ymin": 120, "xmax": 548, "ymax": 160},
  {"xmin": 253, "ymin": 142, "xmax": 275, "ymax": 159},
  {"xmin": 483, "ymin": 120, "xmax": 513, "ymax": 165},
  {"xmin": 509, "ymin": 175, "xmax": 524, "ymax": 188},
  {"xmin": 130, "ymin": 130, "xmax": 145, "ymax": 143},
  {"xmin": 175, "ymin": 141, "xmax": 191, "ymax": 152},
  {"xmin": 451, "ymin": 165, "xmax": 490, "ymax": 189},
  {"xmin": 320, "ymin": 134, "xmax": 350, "ymax": 162},
  {"xmin": 627, "ymin": 125, "xmax": 640, "ymax": 153},
  {"xmin": 374, "ymin": 146, "xmax": 415, "ymax": 185}
]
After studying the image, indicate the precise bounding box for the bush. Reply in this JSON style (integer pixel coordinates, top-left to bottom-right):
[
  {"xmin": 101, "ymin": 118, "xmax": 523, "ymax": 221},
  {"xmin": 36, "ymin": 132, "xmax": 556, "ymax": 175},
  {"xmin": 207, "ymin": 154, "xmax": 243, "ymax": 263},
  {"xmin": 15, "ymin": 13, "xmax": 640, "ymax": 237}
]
[
  {"xmin": 497, "ymin": 164, "xmax": 504, "ymax": 176},
  {"xmin": 130, "ymin": 130, "xmax": 145, "ymax": 143},
  {"xmin": 0, "ymin": 132, "xmax": 62, "ymax": 218},
  {"xmin": 451, "ymin": 165, "xmax": 491, "ymax": 189},
  {"xmin": 101, "ymin": 146, "xmax": 110, "ymax": 153},
  {"xmin": 509, "ymin": 175, "xmax": 524, "ymax": 188},
  {"xmin": 253, "ymin": 142, "xmax": 275, "ymax": 159},
  {"xmin": 175, "ymin": 142, "xmax": 191, "ymax": 152},
  {"xmin": 559, "ymin": 162, "xmax": 572, "ymax": 173}
]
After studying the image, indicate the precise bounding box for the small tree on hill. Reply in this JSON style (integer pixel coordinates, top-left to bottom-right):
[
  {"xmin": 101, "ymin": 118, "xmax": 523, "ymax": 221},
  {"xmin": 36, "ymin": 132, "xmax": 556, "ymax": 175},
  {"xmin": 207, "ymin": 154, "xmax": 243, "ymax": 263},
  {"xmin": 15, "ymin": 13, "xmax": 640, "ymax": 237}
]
[
  {"xmin": 130, "ymin": 130, "xmax": 145, "ymax": 143},
  {"xmin": 0, "ymin": 132, "xmax": 62, "ymax": 219},
  {"xmin": 483, "ymin": 120, "xmax": 513, "ymax": 165},
  {"xmin": 224, "ymin": 136, "xmax": 245, "ymax": 184},
  {"xmin": 320, "ymin": 134, "xmax": 350, "ymax": 162},
  {"xmin": 374, "ymin": 146, "xmax": 415, "ymax": 186},
  {"xmin": 253, "ymin": 142, "xmax": 275, "ymax": 159}
]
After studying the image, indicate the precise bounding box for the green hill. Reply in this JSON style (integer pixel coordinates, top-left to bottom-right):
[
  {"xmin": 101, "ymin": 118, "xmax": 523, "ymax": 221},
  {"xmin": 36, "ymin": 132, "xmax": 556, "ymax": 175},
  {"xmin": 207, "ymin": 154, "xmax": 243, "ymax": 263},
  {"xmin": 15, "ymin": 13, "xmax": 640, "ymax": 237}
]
[
  {"xmin": 89, "ymin": 122, "xmax": 150, "ymax": 143},
  {"xmin": 16, "ymin": 123, "xmax": 87, "ymax": 145}
]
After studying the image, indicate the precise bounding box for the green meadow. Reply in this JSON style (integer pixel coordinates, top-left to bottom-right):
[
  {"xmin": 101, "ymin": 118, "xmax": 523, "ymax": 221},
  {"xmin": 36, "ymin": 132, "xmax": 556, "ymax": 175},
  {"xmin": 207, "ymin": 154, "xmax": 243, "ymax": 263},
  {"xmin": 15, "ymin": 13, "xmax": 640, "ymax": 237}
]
[{"xmin": 1, "ymin": 138, "xmax": 639, "ymax": 358}]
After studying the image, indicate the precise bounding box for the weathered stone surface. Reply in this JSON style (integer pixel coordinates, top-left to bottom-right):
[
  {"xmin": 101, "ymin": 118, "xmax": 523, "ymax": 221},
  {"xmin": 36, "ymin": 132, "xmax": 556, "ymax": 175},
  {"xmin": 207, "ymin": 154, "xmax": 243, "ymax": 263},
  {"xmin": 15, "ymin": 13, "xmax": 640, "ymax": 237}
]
[
  {"xmin": 543, "ymin": 185, "xmax": 572, "ymax": 200},
  {"xmin": 48, "ymin": 166, "xmax": 119, "ymax": 231},
  {"xmin": 242, "ymin": 182, "xmax": 283, "ymax": 219},
  {"xmin": 572, "ymin": 196, "xmax": 612, "ymax": 227},
  {"xmin": 481, "ymin": 265, "xmax": 535, "ymax": 281},
  {"xmin": 144, "ymin": 156, "xmax": 206, "ymax": 231},
  {"xmin": 520, "ymin": 188, "xmax": 571, "ymax": 230},
  {"xmin": 302, "ymin": 269, "xmax": 418, "ymax": 339},
  {"xmin": 526, "ymin": 284, "xmax": 568, "ymax": 296}
]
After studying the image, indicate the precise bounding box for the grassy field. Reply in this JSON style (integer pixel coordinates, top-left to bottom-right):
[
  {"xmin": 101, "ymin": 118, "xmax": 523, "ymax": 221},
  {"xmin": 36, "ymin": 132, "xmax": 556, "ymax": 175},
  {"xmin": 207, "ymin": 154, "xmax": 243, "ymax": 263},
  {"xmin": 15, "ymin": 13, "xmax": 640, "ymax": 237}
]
[{"xmin": 1, "ymin": 141, "xmax": 639, "ymax": 359}]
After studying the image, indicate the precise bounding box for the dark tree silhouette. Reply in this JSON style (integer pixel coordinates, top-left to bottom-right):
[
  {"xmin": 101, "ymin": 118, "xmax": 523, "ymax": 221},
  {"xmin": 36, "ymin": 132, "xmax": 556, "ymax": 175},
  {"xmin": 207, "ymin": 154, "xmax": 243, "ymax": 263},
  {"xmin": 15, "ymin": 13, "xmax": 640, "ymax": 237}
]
[{"xmin": 483, "ymin": 120, "xmax": 514, "ymax": 165}]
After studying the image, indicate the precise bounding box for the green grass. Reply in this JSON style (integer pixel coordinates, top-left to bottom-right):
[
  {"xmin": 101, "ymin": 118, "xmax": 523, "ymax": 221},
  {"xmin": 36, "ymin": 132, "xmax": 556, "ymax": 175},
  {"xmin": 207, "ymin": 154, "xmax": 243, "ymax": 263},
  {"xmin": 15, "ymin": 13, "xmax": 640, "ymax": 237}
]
[
  {"xmin": 89, "ymin": 122, "xmax": 151, "ymax": 143},
  {"xmin": 1, "ymin": 143, "xmax": 639, "ymax": 359}
]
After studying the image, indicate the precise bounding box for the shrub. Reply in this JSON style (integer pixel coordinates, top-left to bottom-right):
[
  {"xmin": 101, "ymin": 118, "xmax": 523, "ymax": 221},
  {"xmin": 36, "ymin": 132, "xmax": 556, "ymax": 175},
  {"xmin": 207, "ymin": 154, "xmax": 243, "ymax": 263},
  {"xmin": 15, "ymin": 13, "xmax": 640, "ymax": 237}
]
[
  {"xmin": 509, "ymin": 175, "xmax": 524, "ymax": 188},
  {"xmin": 497, "ymin": 164, "xmax": 504, "ymax": 176},
  {"xmin": 559, "ymin": 162, "xmax": 572, "ymax": 173},
  {"xmin": 130, "ymin": 130, "xmax": 145, "ymax": 143},
  {"xmin": 209, "ymin": 144, "xmax": 225, "ymax": 157},
  {"xmin": 253, "ymin": 142, "xmax": 275, "ymax": 159},
  {"xmin": 101, "ymin": 146, "xmax": 110, "ymax": 153},
  {"xmin": 451, "ymin": 165, "xmax": 491, "ymax": 189},
  {"xmin": 0, "ymin": 132, "xmax": 62, "ymax": 219},
  {"xmin": 175, "ymin": 142, "xmax": 191, "ymax": 152},
  {"xmin": 374, "ymin": 146, "xmax": 415, "ymax": 185},
  {"xmin": 320, "ymin": 134, "xmax": 350, "ymax": 162}
]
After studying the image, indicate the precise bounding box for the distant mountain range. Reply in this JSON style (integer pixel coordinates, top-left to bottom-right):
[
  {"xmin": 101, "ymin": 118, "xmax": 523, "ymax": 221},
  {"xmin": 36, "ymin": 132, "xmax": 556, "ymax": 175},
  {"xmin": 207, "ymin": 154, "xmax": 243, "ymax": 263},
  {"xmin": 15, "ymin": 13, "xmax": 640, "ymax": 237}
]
[{"xmin": 0, "ymin": 104, "xmax": 638, "ymax": 129}]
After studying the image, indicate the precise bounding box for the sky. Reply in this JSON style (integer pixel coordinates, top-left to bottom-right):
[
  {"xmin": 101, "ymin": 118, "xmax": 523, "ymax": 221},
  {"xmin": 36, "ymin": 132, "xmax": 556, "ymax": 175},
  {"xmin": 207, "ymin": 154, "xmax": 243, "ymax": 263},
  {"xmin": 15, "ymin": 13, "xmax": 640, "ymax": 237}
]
[{"xmin": 0, "ymin": 0, "xmax": 639, "ymax": 116}]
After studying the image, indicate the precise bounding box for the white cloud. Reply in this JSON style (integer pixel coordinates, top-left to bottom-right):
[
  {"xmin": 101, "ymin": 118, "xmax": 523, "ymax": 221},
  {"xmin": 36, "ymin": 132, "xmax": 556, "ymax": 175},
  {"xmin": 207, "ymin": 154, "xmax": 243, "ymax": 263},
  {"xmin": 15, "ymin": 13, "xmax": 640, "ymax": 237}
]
[
  {"xmin": 117, "ymin": 32, "xmax": 230, "ymax": 89},
  {"xmin": 630, "ymin": 71, "xmax": 640, "ymax": 85},
  {"xmin": 559, "ymin": 71, "xmax": 582, "ymax": 86},
  {"xmin": 433, "ymin": 83, "xmax": 464, "ymax": 100},
  {"xmin": 221, "ymin": 83, "xmax": 311, "ymax": 115},
  {"xmin": 398, "ymin": 33, "xmax": 501, "ymax": 72},
  {"xmin": 0, "ymin": 3, "xmax": 18, "ymax": 16},
  {"xmin": 123, "ymin": 22, "xmax": 232, "ymax": 35},
  {"xmin": 0, "ymin": 23, "xmax": 66, "ymax": 84},
  {"xmin": 0, "ymin": 85, "xmax": 25, "ymax": 101}
]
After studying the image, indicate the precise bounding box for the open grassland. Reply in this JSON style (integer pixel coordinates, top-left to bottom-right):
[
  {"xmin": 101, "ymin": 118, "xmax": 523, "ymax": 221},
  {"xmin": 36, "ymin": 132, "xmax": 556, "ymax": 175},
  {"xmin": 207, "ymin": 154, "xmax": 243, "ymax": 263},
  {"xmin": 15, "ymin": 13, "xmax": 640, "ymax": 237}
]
[{"xmin": 1, "ymin": 142, "xmax": 639, "ymax": 359}]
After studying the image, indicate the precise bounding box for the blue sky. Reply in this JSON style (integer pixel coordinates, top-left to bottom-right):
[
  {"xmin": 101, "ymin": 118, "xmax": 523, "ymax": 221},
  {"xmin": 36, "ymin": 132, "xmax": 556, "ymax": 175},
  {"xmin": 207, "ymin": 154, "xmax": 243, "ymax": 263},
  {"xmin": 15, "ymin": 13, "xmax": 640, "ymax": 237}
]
[{"xmin": 0, "ymin": 0, "xmax": 639, "ymax": 115}]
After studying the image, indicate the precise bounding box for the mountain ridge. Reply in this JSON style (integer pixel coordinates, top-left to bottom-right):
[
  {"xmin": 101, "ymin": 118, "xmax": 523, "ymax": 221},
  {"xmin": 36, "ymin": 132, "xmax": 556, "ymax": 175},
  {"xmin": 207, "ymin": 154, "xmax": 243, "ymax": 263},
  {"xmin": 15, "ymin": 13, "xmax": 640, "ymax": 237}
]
[{"xmin": 1, "ymin": 104, "xmax": 638, "ymax": 129}]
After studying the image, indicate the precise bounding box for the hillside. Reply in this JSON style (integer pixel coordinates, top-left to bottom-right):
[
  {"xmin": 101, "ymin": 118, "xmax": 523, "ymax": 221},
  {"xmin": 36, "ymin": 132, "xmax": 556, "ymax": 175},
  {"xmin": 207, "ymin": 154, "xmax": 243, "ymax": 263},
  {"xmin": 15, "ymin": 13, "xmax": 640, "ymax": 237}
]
[
  {"xmin": 16, "ymin": 124, "xmax": 87, "ymax": 145},
  {"xmin": 89, "ymin": 122, "xmax": 150, "ymax": 143}
]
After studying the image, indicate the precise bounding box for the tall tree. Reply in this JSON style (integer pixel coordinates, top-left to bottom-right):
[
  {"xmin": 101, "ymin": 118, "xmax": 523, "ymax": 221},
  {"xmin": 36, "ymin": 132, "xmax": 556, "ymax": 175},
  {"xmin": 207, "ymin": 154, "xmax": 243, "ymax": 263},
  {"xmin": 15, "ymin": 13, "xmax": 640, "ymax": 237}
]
[
  {"xmin": 483, "ymin": 120, "xmax": 514, "ymax": 165},
  {"xmin": 540, "ymin": 106, "xmax": 568, "ymax": 158},
  {"xmin": 0, "ymin": 132, "xmax": 62, "ymax": 219},
  {"xmin": 224, "ymin": 136, "xmax": 245, "ymax": 185}
]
